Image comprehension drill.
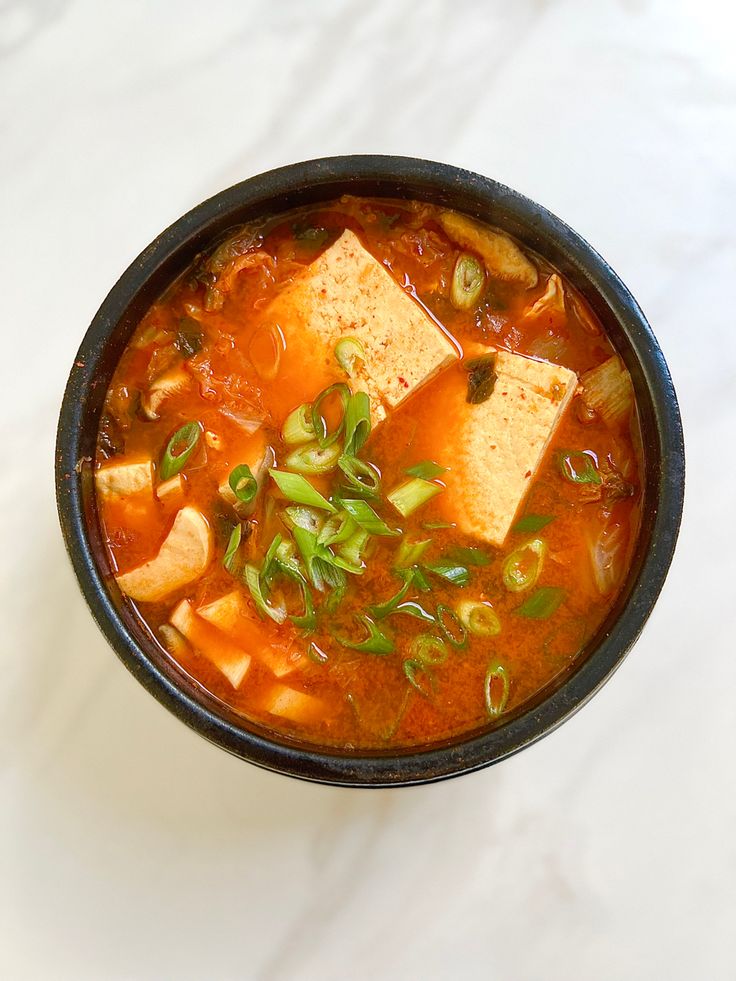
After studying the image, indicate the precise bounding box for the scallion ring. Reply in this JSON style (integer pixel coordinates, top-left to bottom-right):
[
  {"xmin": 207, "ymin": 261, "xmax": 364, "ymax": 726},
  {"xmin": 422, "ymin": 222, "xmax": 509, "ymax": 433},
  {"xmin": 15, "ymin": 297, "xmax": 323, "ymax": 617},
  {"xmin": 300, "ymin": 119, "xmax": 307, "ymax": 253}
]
[
  {"xmin": 436, "ymin": 604, "xmax": 468, "ymax": 649},
  {"xmin": 228, "ymin": 464, "xmax": 257, "ymax": 503},
  {"xmin": 484, "ymin": 660, "xmax": 510, "ymax": 717},
  {"xmin": 334, "ymin": 337, "xmax": 365, "ymax": 376},
  {"xmin": 160, "ymin": 421, "xmax": 201, "ymax": 480},
  {"xmin": 285, "ymin": 440, "xmax": 342, "ymax": 475},
  {"xmin": 310, "ymin": 382, "xmax": 350, "ymax": 448}
]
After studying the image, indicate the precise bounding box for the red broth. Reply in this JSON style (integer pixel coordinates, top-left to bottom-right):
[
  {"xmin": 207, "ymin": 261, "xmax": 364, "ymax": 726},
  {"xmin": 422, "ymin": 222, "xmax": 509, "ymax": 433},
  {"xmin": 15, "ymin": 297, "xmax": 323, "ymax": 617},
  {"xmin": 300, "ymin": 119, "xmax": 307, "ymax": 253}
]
[{"xmin": 95, "ymin": 197, "xmax": 642, "ymax": 749}]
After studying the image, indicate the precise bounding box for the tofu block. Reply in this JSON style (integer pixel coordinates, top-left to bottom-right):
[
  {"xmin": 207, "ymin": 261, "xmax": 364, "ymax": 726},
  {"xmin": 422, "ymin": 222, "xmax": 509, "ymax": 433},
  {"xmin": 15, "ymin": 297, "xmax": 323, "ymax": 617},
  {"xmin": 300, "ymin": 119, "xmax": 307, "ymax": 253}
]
[
  {"xmin": 95, "ymin": 459, "xmax": 153, "ymax": 500},
  {"xmin": 266, "ymin": 229, "xmax": 458, "ymax": 420},
  {"xmin": 170, "ymin": 599, "xmax": 251, "ymax": 688},
  {"xmin": 155, "ymin": 474, "xmax": 184, "ymax": 503},
  {"xmin": 444, "ymin": 351, "xmax": 577, "ymax": 546},
  {"xmin": 116, "ymin": 506, "xmax": 213, "ymax": 602},
  {"xmin": 261, "ymin": 684, "xmax": 323, "ymax": 724}
]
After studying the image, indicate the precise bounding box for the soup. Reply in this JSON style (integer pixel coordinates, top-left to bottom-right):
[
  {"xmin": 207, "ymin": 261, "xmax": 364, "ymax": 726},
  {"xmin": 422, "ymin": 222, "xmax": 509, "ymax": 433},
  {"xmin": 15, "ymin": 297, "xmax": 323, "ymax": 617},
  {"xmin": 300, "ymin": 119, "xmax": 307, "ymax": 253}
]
[{"xmin": 95, "ymin": 197, "xmax": 642, "ymax": 750}]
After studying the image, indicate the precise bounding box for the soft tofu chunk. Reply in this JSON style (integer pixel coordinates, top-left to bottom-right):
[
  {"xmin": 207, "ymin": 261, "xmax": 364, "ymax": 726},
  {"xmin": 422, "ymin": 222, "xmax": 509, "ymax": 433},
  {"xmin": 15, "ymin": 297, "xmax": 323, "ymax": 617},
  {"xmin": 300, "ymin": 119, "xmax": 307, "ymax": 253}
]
[
  {"xmin": 155, "ymin": 474, "xmax": 185, "ymax": 503},
  {"xmin": 443, "ymin": 350, "xmax": 577, "ymax": 546},
  {"xmin": 261, "ymin": 684, "xmax": 323, "ymax": 724},
  {"xmin": 116, "ymin": 506, "xmax": 213, "ymax": 602},
  {"xmin": 169, "ymin": 599, "xmax": 251, "ymax": 688},
  {"xmin": 266, "ymin": 229, "xmax": 458, "ymax": 421},
  {"xmin": 95, "ymin": 459, "xmax": 153, "ymax": 500}
]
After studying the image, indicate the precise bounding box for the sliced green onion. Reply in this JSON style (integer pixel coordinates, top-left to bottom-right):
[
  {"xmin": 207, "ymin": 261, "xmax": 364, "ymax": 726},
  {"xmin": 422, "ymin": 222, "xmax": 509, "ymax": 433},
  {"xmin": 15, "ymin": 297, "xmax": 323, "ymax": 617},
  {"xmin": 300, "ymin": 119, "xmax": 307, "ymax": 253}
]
[
  {"xmin": 368, "ymin": 578, "xmax": 413, "ymax": 619},
  {"xmin": 160, "ymin": 421, "xmax": 201, "ymax": 480},
  {"xmin": 387, "ymin": 477, "xmax": 442, "ymax": 517},
  {"xmin": 314, "ymin": 557, "xmax": 347, "ymax": 590},
  {"xmin": 269, "ymin": 470, "xmax": 336, "ymax": 512},
  {"xmin": 285, "ymin": 440, "xmax": 341, "ymax": 474},
  {"xmin": 395, "ymin": 537, "xmax": 432, "ymax": 569},
  {"xmin": 317, "ymin": 511, "xmax": 357, "ymax": 547},
  {"xmin": 335, "ymin": 614, "xmax": 394, "ymax": 655},
  {"xmin": 243, "ymin": 563, "xmax": 287, "ymax": 624},
  {"xmin": 484, "ymin": 659, "xmax": 510, "ymax": 717},
  {"xmin": 423, "ymin": 562, "xmax": 471, "ymax": 587},
  {"xmin": 404, "ymin": 459, "xmax": 446, "ymax": 480},
  {"xmin": 289, "ymin": 577, "xmax": 316, "ymax": 633},
  {"xmin": 344, "ymin": 391, "xmax": 371, "ymax": 456},
  {"xmin": 335, "ymin": 337, "xmax": 365, "ymax": 376},
  {"xmin": 465, "ymin": 356, "xmax": 496, "ymax": 405},
  {"xmin": 292, "ymin": 527, "xmax": 348, "ymax": 591},
  {"xmin": 502, "ymin": 538, "xmax": 546, "ymax": 593},
  {"xmin": 311, "ymin": 382, "xmax": 350, "ymax": 448},
  {"xmin": 339, "ymin": 498, "xmax": 399, "ymax": 537},
  {"xmin": 422, "ymin": 520, "xmax": 456, "ymax": 530},
  {"xmin": 334, "ymin": 528, "xmax": 370, "ymax": 573},
  {"xmin": 451, "ymin": 252, "xmax": 485, "ymax": 311},
  {"xmin": 436, "ymin": 604, "xmax": 468, "ymax": 648},
  {"xmin": 408, "ymin": 566, "xmax": 432, "ymax": 592},
  {"xmin": 281, "ymin": 403, "xmax": 315, "ymax": 445},
  {"xmin": 282, "ymin": 505, "xmax": 324, "ymax": 535},
  {"xmin": 445, "ymin": 546, "xmax": 491, "ymax": 567},
  {"xmin": 410, "ymin": 634, "xmax": 448, "ymax": 666},
  {"xmin": 456, "ymin": 600, "xmax": 501, "ymax": 637},
  {"xmin": 275, "ymin": 538, "xmax": 303, "ymax": 578},
  {"xmin": 516, "ymin": 586, "xmax": 566, "ymax": 619},
  {"xmin": 323, "ymin": 583, "xmax": 347, "ymax": 613},
  {"xmin": 261, "ymin": 533, "xmax": 283, "ymax": 585},
  {"xmin": 307, "ymin": 641, "xmax": 329, "ymax": 665},
  {"xmin": 228, "ymin": 464, "xmax": 257, "ymax": 503},
  {"xmin": 223, "ymin": 523, "xmax": 243, "ymax": 575},
  {"xmin": 513, "ymin": 513, "xmax": 555, "ymax": 534},
  {"xmin": 558, "ymin": 450, "xmax": 601, "ymax": 485},
  {"xmin": 403, "ymin": 659, "xmax": 434, "ymax": 697},
  {"xmin": 391, "ymin": 601, "xmax": 436, "ymax": 623},
  {"xmin": 338, "ymin": 455, "xmax": 381, "ymax": 499}
]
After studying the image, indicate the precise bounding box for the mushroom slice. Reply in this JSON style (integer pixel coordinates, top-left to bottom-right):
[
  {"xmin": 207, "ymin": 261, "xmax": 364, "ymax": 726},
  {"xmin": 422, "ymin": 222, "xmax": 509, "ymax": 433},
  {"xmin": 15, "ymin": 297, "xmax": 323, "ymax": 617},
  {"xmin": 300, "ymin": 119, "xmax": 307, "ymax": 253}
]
[
  {"xmin": 116, "ymin": 506, "xmax": 212, "ymax": 602},
  {"xmin": 439, "ymin": 211, "xmax": 538, "ymax": 288},
  {"xmin": 525, "ymin": 274, "xmax": 565, "ymax": 319},
  {"xmin": 141, "ymin": 367, "xmax": 191, "ymax": 420}
]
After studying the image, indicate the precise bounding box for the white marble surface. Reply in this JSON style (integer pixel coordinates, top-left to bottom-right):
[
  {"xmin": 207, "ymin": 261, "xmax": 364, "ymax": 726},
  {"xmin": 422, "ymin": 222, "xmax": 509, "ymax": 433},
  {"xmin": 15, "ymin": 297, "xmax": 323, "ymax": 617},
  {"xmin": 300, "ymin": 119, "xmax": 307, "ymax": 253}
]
[{"xmin": 2, "ymin": 1, "xmax": 735, "ymax": 978}]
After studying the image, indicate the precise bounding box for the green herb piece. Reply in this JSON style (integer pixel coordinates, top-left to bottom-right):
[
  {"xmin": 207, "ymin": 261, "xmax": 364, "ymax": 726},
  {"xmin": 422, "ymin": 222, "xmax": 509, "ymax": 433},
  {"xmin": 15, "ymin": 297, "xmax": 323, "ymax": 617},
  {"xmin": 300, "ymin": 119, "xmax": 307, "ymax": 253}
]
[
  {"xmin": 174, "ymin": 317, "xmax": 203, "ymax": 358},
  {"xmin": 285, "ymin": 440, "xmax": 342, "ymax": 474},
  {"xmin": 333, "ymin": 528, "xmax": 370, "ymax": 573},
  {"xmin": 410, "ymin": 634, "xmax": 448, "ymax": 666},
  {"xmin": 408, "ymin": 567, "xmax": 432, "ymax": 592},
  {"xmin": 464, "ymin": 355, "xmax": 496, "ymax": 405},
  {"xmin": 338, "ymin": 455, "xmax": 381, "ymax": 499},
  {"xmin": 502, "ymin": 538, "xmax": 546, "ymax": 593},
  {"xmin": 281, "ymin": 403, "xmax": 315, "ymax": 445},
  {"xmin": 516, "ymin": 586, "xmax": 566, "ymax": 619},
  {"xmin": 456, "ymin": 600, "xmax": 501, "ymax": 637},
  {"xmin": 445, "ymin": 545, "xmax": 491, "ymax": 567},
  {"xmin": 391, "ymin": 601, "xmax": 436, "ymax": 623},
  {"xmin": 387, "ymin": 477, "xmax": 443, "ymax": 517},
  {"xmin": 344, "ymin": 391, "xmax": 371, "ymax": 456},
  {"xmin": 228, "ymin": 464, "xmax": 258, "ymax": 504},
  {"xmin": 513, "ymin": 513, "xmax": 555, "ymax": 534},
  {"xmin": 421, "ymin": 520, "xmax": 456, "ymax": 530},
  {"xmin": 339, "ymin": 498, "xmax": 399, "ymax": 536},
  {"xmin": 243, "ymin": 563, "xmax": 287, "ymax": 624},
  {"xmin": 223, "ymin": 524, "xmax": 243, "ymax": 575},
  {"xmin": 311, "ymin": 382, "xmax": 350, "ymax": 449},
  {"xmin": 558, "ymin": 450, "xmax": 601, "ymax": 485},
  {"xmin": 289, "ymin": 577, "xmax": 316, "ymax": 633},
  {"xmin": 274, "ymin": 538, "xmax": 303, "ymax": 578},
  {"xmin": 451, "ymin": 253, "xmax": 485, "ymax": 311},
  {"xmin": 335, "ymin": 614, "xmax": 394, "ymax": 655},
  {"xmin": 436, "ymin": 604, "xmax": 468, "ymax": 648},
  {"xmin": 334, "ymin": 337, "xmax": 365, "ymax": 376},
  {"xmin": 404, "ymin": 460, "xmax": 447, "ymax": 480},
  {"xmin": 484, "ymin": 659, "xmax": 510, "ymax": 717},
  {"xmin": 395, "ymin": 537, "xmax": 432, "ymax": 569},
  {"xmin": 423, "ymin": 562, "xmax": 471, "ymax": 587},
  {"xmin": 317, "ymin": 511, "xmax": 357, "ymax": 548},
  {"xmin": 261, "ymin": 533, "xmax": 283, "ymax": 585},
  {"xmin": 269, "ymin": 470, "xmax": 336, "ymax": 512},
  {"xmin": 403, "ymin": 659, "xmax": 434, "ymax": 697},
  {"xmin": 282, "ymin": 505, "xmax": 324, "ymax": 535},
  {"xmin": 307, "ymin": 642, "xmax": 329, "ymax": 665},
  {"xmin": 323, "ymin": 583, "xmax": 347, "ymax": 613},
  {"xmin": 160, "ymin": 421, "xmax": 201, "ymax": 480},
  {"xmin": 368, "ymin": 578, "xmax": 413, "ymax": 619}
]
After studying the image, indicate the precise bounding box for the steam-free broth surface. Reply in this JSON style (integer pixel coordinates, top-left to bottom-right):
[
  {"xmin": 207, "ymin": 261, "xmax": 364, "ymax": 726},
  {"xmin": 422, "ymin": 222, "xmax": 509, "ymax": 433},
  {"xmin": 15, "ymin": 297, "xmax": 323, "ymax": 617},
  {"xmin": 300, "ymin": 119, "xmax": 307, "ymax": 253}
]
[{"xmin": 95, "ymin": 197, "xmax": 642, "ymax": 749}]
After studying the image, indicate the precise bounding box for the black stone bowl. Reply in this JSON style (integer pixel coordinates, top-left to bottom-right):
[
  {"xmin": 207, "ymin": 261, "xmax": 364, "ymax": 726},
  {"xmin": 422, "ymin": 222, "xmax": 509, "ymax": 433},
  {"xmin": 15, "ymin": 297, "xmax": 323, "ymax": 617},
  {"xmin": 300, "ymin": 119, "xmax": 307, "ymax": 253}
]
[{"xmin": 55, "ymin": 156, "xmax": 684, "ymax": 787}]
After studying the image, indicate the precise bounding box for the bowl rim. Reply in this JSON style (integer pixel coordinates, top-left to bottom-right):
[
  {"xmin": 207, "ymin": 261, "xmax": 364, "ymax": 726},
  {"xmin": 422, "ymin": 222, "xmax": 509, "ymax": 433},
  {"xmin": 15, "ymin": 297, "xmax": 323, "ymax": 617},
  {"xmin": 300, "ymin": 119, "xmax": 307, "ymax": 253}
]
[{"xmin": 55, "ymin": 154, "xmax": 685, "ymax": 787}]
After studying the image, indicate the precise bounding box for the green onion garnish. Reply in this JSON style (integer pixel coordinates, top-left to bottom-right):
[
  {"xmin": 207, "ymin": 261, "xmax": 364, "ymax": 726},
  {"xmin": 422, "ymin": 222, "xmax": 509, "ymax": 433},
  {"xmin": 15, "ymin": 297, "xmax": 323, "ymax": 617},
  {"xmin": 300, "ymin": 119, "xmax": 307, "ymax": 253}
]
[
  {"xmin": 394, "ymin": 537, "xmax": 432, "ymax": 568},
  {"xmin": 335, "ymin": 614, "xmax": 394, "ymax": 655},
  {"xmin": 456, "ymin": 600, "xmax": 501, "ymax": 637},
  {"xmin": 516, "ymin": 586, "xmax": 566, "ymax": 619},
  {"xmin": 334, "ymin": 337, "xmax": 365, "ymax": 376},
  {"xmin": 403, "ymin": 659, "xmax": 434, "ymax": 697},
  {"xmin": 281, "ymin": 403, "xmax": 315, "ymax": 445},
  {"xmin": 274, "ymin": 538, "xmax": 303, "ymax": 579},
  {"xmin": 421, "ymin": 520, "xmax": 455, "ymax": 531},
  {"xmin": 423, "ymin": 562, "xmax": 471, "ymax": 587},
  {"xmin": 282, "ymin": 505, "xmax": 324, "ymax": 535},
  {"xmin": 269, "ymin": 470, "xmax": 336, "ymax": 512},
  {"xmin": 410, "ymin": 634, "xmax": 448, "ymax": 666},
  {"xmin": 285, "ymin": 440, "xmax": 341, "ymax": 474},
  {"xmin": 404, "ymin": 459, "xmax": 446, "ymax": 480},
  {"xmin": 160, "ymin": 421, "xmax": 201, "ymax": 480},
  {"xmin": 339, "ymin": 498, "xmax": 399, "ymax": 536},
  {"xmin": 502, "ymin": 538, "xmax": 546, "ymax": 593},
  {"xmin": 445, "ymin": 546, "xmax": 491, "ymax": 567},
  {"xmin": 317, "ymin": 510, "xmax": 357, "ymax": 548},
  {"xmin": 338, "ymin": 455, "xmax": 381, "ymax": 499},
  {"xmin": 292, "ymin": 527, "xmax": 336, "ymax": 591},
  {"xmin": 228, "ymin": 464, "xmax": 258, "ymax": 504},
  {"xmin": 408, "ymin": 567, "xmax": 432, "ymax": 592},
  {"xmin": 333, "ymin": 527, "xmax": 370, "ymax": 573},
  {"xmin": 465, "ymin": 356, "xmax": 496, "ymax": 405},
  {"xmin": 307, "ymin": 641, "xmax": 329, "ymax": 665},
  {"xmin": 451, "ymin": 253, "xmax": 485, "ymax": 311},
  {"xmin": 436, "ymin": 604, "xmax": 468, "ymax": 648},
  {"xmin": 323, "ymin": 583, "xmax": 347, "ymax": 613},
  {"xmin": 391, "ymin": 601, "xmax": 436, "ymax": 623},
  {"xmin": 261, "ymin": 533, "xmax": 283, "ymax": 585},
  {"xmin": 387, "ymin": 477, "xmax": 442, "ymax": 517},
  {"xmin": 368, "ymin": 578, "xmax": 413, "ymax": 619},
  {"xmin": 512, "ymin": 513, "xmax": 555, "ymax": 534},
  {"xmin": 223, "ymin": 523, "xmax": 243, "ymax": 575},
  {"xmin": 311, "ymin": 382, "xmax": 350, "ymax": 448},
  {"xmin": 289, "ymin": 577, "xmax": 316, "ymax": 633},
  {"xmin": 558, "ymin": 450, "xmax": 601, "ymax": 485},
  {"xmin": 243, "ymin": 563, "xmax": 287, "ymax": 624},
  {"xmin": 344, "ymin": 391, "xmax": 371, "ymax": 456},
  {"xmin": 484, "ymin": 659, "xmax": 510, "ymax": 717}
]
